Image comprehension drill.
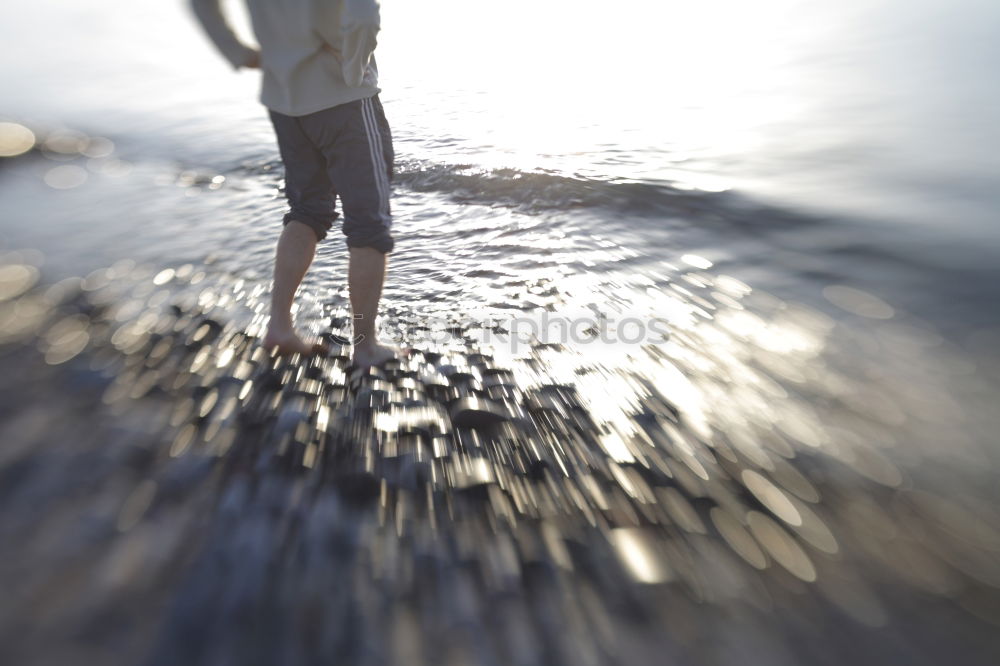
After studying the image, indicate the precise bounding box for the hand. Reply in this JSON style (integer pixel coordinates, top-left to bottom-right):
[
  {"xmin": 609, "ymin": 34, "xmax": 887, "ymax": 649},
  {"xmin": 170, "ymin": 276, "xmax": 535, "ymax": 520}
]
[{"xmin": 243, "ymin": 49, "xmax": 261, "ymax": 69}]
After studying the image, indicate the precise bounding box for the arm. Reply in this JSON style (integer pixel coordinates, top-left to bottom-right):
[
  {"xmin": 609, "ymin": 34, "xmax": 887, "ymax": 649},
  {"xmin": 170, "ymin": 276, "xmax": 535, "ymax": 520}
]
[
  {"xmin": 189, "ymin": 0, "xmax": 259, "ymax": 70},
  {"xmin": 334, "ymin": 0, "xmax": 381, "ymax": 87}
]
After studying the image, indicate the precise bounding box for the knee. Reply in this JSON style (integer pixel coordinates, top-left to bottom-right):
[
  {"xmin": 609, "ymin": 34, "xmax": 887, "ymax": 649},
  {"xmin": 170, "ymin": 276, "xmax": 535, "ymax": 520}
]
[
  {"xmin": 283, "ymin": 212, "xmax": 330, "ymax": 242},
  {"xmin": 343, "ymin": 219, "xmax": 394, "ymax": 253},
  {"xmin": 346, "ymin": 232, "xmax": 394, "ymax": 254}
]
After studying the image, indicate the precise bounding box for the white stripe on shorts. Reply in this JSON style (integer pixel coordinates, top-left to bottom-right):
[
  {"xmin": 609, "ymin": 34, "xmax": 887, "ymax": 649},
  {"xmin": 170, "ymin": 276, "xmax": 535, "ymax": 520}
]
[
  {"xmin": 364, "ymin": 98, "xmax": 391, "ymax": 223},
  {"xmin": 360, "ymin": 97, "xmax": 391, "ymax": 227}
]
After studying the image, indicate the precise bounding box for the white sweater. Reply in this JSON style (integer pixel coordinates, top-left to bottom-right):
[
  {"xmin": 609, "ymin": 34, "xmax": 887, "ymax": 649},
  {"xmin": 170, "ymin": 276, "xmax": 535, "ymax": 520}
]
[{"xmin": 190, "ymin": 0, "xmax": 381, "ymax": 116}]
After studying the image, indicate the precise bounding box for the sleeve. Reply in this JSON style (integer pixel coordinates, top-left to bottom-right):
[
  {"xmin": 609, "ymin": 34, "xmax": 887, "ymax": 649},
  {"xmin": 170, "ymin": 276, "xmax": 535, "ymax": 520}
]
[
  {"xmin": 189, "ymin": 0, "xmax": 258, "ymax": 70},
  {"xmin": 337, "ymin": 0, "xmax": 381, "ymax": 87}
]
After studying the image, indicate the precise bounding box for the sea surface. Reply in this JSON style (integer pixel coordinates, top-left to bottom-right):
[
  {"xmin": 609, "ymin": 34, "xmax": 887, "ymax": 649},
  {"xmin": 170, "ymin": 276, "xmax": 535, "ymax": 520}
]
[{"xmin": 1, "ymin": 1, "xmax": 999, "ymax": 665}]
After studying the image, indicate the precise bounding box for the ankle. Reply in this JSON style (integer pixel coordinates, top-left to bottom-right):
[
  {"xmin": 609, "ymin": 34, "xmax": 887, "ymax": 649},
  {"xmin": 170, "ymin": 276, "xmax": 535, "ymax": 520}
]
[
  {"xmin": 267, "ymin": 317, "xmax": 294, "ymax": 333},
  {"xmin": 354, "ymin": 337, "xmax": 378, "ymax": 351}
]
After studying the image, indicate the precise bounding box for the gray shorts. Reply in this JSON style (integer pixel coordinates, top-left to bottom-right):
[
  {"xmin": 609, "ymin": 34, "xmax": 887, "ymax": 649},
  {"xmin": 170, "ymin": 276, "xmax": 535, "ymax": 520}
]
[{"xmin": 268, "ymin": 95, "xmax": 394, "ymax": 253}]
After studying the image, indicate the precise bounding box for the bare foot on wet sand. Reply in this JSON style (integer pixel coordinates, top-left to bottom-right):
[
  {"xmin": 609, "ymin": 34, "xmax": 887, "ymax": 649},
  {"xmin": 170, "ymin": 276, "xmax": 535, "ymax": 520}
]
[
  {"xmin": 263, "ymin": 326, "xmax": 328, "ymax": 357},
  {"xmin": 353, "ymin": 342, "xmax": 402, "ymax": 368}
]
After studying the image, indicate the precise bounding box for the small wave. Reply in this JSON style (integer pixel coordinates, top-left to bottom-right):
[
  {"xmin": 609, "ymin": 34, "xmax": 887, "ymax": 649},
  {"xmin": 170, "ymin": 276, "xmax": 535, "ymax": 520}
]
[
  {"xmin": 0, "ymin": 115, "xmax": 808, "ymax": 236},
  {"xmin": 234, "ymin": 156, "xmax": 819, "ymax": 235},
  {"xmin": 393, "ymin": 160, "xmax": 726, "ymax": 216}
]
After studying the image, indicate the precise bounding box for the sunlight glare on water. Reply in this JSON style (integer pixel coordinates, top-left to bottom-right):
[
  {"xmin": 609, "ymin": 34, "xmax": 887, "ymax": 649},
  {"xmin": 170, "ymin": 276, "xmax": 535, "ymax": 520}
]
[
  {"xmin": 380, "ymin": 0, "xmax": 1000, "ymax": 232},
  {"xmin": 381, "ymin": 0, "xmax": 809, "ymax": 189}
]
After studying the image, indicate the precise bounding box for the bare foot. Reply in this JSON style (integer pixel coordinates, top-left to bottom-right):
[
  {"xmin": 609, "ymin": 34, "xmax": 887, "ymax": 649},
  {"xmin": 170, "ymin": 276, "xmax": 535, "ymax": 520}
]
[
  {"xmin": 263, "ymin": 327, "xmax": 328, "ymax": 357},
  {"xmin": 353, "ymin": 342, "xmax": 402, "ymax": 368}
]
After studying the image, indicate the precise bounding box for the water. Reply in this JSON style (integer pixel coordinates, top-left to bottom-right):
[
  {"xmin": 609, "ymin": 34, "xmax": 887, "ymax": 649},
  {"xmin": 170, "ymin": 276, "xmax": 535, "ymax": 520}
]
[{"xmin": 1, "ymin": 1, "xmax": 1000, "ymax": 664}]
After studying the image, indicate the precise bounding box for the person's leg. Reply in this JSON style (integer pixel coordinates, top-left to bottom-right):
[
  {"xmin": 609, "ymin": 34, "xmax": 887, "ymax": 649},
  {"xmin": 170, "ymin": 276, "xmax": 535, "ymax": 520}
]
[
  {"xmin": 349, "ymin": 246, "xmax": 395, "ymax": 365},
  {"xmin": 263, "ymin": 220, "xmax": 324, "ymax": 355},
  {"xmin": 313, "ymin": 96, "xmax": 397, "ymax": 366},
  {"xmin": 264, "ymin": 109, "xmax": 337, "ymax": 355}
]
